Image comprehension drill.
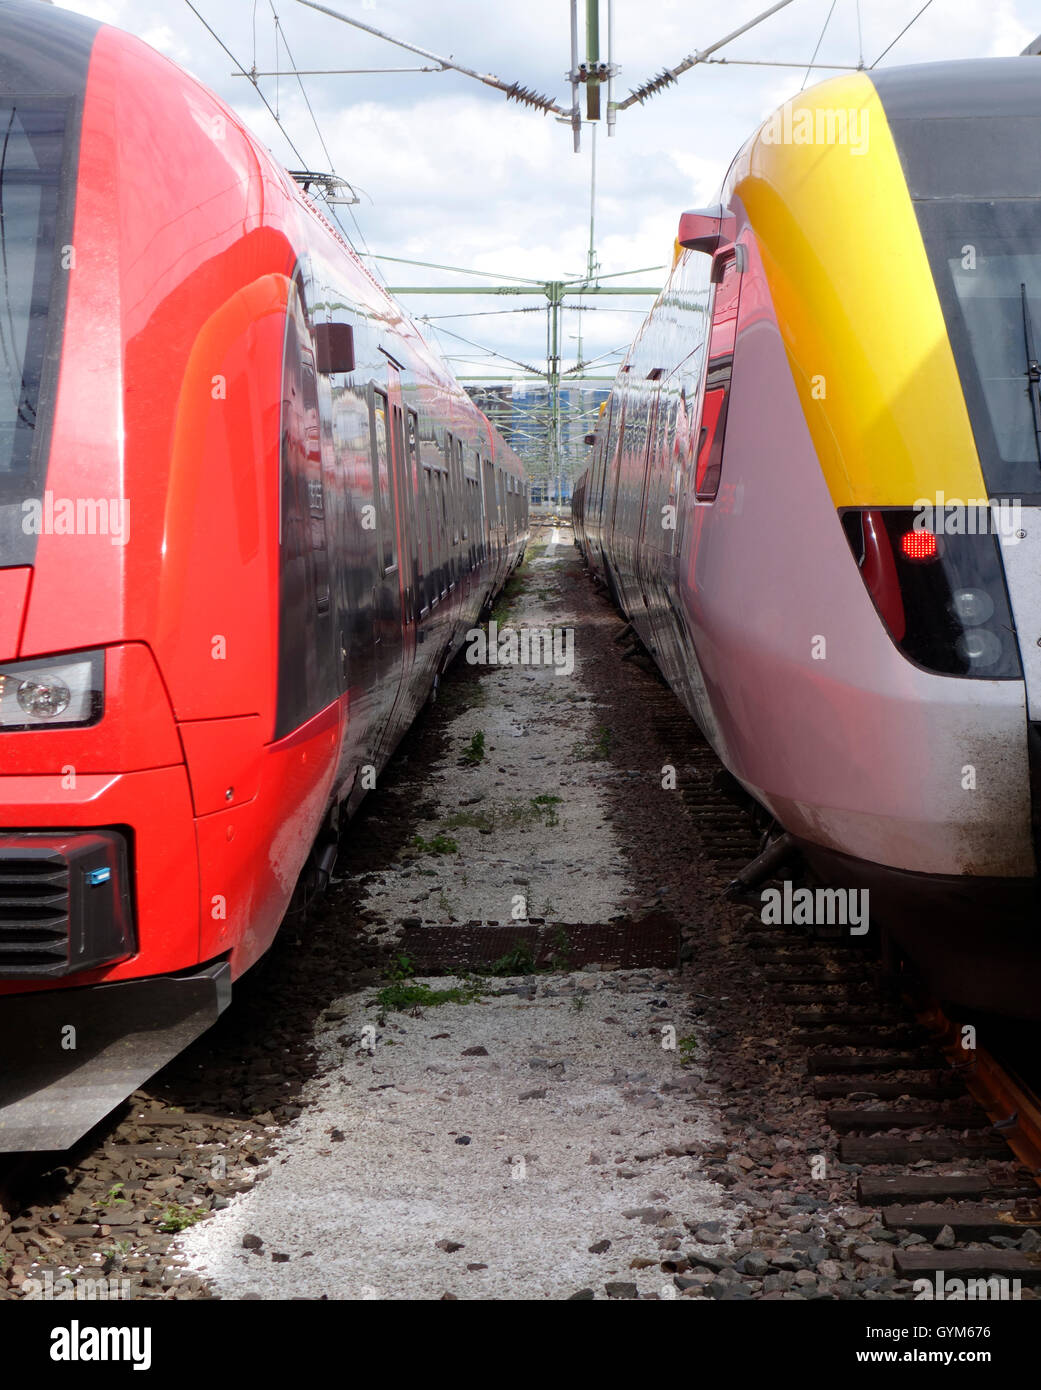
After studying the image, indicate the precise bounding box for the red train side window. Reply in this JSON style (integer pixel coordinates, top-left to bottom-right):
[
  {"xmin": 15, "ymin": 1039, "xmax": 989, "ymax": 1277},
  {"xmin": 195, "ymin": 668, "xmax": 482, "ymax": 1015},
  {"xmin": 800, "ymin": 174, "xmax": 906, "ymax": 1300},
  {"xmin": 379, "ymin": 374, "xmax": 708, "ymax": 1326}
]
[
  {"xmin": 695, "ymin": 251, "xmax": 742, "ymax": 502},
  {"xmin": 695, "ymin": 360, "xmax": 732, "ymax": 500}
]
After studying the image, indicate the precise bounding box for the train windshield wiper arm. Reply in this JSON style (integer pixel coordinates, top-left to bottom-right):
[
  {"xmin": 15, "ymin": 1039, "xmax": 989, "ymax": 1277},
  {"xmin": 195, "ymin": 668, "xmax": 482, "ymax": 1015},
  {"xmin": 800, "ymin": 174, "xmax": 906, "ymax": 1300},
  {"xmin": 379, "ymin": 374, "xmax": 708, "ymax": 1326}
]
[{"xmin": 1019, "ymin": 282, "xmax": 1041, "ymax": 469}]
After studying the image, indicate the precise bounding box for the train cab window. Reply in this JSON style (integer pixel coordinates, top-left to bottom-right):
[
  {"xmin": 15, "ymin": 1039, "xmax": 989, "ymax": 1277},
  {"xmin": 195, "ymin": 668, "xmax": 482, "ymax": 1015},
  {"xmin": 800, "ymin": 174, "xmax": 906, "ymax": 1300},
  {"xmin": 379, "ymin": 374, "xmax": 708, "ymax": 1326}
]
[
  {"xmin": 371, "ymin": 390, "xmax": 398, "ymax": 573},
  {"xmin": 695, "ymin": 251, "xmax": 742, "ymax": 502},
  {"xmin": 0, "ymin": 105, "xmax": 67, "ymax": 568},
  {"xmin": 0, "ymin": 104, "xmax": 64, "ymax": 485},
  {"xmin": 695, "ymin": 360, "xmax": 732, "ymax": 502}
]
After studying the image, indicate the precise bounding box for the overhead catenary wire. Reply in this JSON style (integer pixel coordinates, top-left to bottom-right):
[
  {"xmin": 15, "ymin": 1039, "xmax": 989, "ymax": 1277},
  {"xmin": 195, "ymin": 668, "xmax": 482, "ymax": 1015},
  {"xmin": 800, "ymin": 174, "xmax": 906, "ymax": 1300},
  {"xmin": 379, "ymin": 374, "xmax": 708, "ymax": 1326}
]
[
  {"xmin": 263, "ymin": 0, "xmax": 373, "ymax": 254},
  {"xmin": 709, "ymin": 57, "xmax": 856, "ymax": 71},
  {"xmin": 419, "ymin": 305, "xmax": 646, "ymax": 322},
  {"xmin": 420, "ymin": 307, "xmax": 551, "ymax": 322},
  {"xmin": 616, "ymin": 0, "xmax": 799, "ymax": 110},
  {"xmin": 425, "ymin": 321, "xmax": 545, "ymax": 376},
  {"xmin": 268, "ymin": 0, "xmax": 335, "ymax": 172},
  {"xmin": 855, "ymin": 0, "xmax": 864, "ymax": 68},
  {"xmin": 567, "ymin": 340, "xmax": 630, "ymax": 368},
  {"xmin": 294, "ymin": 0, "xmax": 568, "ymax": 116},
  {"xmin": 184, "ymin": 0, "xmax": 377, "ymax": 261},
  {"xmin": 371, "ymin": 253, "xmax": 545, "ymax": 286},
  {"xmin": 233, "ymin": 67, "xmax": 444, "ymax": 75},
  {"xmin": 801, "ymin": 0, "xmax": 838, "ymax": 90},
  {"xmin": 183, "ymin": 0, "xmax": 308, "ymax": 168},
  {"xmin": 870, "ymin": 0, "xmax": 937, "ymax": 68}
]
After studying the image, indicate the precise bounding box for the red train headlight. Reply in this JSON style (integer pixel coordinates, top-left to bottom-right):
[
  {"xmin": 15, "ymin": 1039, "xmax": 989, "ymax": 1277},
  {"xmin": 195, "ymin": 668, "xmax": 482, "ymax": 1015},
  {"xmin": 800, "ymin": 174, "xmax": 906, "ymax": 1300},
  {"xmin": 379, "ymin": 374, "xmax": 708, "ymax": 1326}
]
[{"xmin": 0, "ymin": 650, "xmax": 105, "ymax": 730}]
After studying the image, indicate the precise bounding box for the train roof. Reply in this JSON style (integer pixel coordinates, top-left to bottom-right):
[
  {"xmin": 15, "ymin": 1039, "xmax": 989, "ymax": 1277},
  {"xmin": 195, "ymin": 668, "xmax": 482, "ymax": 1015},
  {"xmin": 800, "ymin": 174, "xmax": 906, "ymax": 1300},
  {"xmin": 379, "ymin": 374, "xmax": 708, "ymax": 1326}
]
[
  {"xmin": 0, "ymin": 0, "xmax": 99, "ymax": 97},
  {"xmin": 870, "ymin": 56, "xmax": 1041, "ymax": 120},
  {"xmin": 870, "ymin": 58, "xmax": 1041, "ymax": 201}
]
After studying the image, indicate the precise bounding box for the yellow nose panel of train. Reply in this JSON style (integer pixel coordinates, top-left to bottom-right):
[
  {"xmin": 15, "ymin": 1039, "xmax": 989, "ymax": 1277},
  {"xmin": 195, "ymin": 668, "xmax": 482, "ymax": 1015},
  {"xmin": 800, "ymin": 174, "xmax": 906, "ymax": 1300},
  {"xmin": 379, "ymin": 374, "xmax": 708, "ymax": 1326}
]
[{"xmin": 734, "ymin": 72, "xmax": 986, "ymax": 509}]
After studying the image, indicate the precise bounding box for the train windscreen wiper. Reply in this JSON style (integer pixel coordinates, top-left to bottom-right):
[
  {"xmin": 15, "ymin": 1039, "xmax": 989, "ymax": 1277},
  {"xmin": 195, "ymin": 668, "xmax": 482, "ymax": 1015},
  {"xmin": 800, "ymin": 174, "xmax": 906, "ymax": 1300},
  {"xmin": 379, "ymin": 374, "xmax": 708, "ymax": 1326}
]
[{"xmin": 1020, "ymin": 282, "xmax": 1041, "ymax": 468}]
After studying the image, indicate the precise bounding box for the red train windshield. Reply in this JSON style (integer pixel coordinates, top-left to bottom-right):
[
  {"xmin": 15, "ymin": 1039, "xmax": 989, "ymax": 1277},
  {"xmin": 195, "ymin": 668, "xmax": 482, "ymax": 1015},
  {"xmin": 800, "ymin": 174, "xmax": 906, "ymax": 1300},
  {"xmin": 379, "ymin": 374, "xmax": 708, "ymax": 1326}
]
[{"xmin": 0, "ymin": 103, "xmax": 66, "ymax": 560}]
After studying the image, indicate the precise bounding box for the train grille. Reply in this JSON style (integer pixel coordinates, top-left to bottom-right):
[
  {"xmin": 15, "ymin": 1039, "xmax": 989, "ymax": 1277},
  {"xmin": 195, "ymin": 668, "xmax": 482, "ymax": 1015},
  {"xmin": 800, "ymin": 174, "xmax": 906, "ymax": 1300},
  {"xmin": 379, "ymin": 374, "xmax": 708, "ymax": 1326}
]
[
  {"xmin": 0, "ymin": 853, "xmax": 71, "ymax": 969},
  {"xmin": 0, "ymin": 832, "xmax": 134, "ymax": 979}
]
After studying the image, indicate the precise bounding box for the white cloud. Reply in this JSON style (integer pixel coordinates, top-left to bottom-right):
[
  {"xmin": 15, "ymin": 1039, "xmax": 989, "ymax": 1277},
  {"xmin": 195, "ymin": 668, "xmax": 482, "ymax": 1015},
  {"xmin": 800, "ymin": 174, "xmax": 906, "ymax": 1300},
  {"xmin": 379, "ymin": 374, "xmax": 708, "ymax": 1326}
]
[{"xmin": 50, "ymin": 0, "xmax": 1041, "ymax": 382}]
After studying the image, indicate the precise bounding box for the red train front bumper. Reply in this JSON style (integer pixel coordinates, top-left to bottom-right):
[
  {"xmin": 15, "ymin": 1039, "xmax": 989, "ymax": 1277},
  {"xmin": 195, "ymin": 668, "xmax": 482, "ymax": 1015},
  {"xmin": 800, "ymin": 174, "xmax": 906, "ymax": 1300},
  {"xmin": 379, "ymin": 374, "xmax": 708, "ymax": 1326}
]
[{"xmin": 0, "ymin": 764, "xmax": 201, "ymax": 994}]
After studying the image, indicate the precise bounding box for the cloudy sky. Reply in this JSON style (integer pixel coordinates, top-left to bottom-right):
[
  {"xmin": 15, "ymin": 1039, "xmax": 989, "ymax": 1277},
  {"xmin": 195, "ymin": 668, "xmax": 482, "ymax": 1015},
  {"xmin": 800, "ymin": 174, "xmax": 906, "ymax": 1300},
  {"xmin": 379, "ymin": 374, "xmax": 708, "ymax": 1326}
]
[{"xmin": 52, "ymin": 0, "xmax": 1040, "ymax": 390}]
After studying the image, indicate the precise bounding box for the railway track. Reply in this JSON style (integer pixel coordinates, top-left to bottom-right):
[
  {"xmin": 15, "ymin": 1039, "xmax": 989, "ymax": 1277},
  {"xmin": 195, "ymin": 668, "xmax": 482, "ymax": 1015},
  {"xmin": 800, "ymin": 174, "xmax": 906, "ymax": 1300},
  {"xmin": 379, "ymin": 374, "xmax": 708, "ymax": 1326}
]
[
  {"xmin": 750, "ymin": 926, "xmax": 1041, "ymax": 1288},
  {"xmin": 625, "ymin": 632, "xmax": 1041, "ymax": 1294},
  {"xmin": 3, "ymin": 548, "xmax": 1040, "ymax": 1303}
]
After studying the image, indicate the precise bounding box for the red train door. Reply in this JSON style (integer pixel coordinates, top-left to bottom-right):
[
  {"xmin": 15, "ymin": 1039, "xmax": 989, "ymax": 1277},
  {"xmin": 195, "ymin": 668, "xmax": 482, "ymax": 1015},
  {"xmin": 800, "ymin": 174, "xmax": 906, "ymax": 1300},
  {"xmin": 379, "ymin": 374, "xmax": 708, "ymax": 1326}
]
[
  {"xmin": 386, "ymin": 364, "xmax": 416, "ymax": 672},
  {"xmin": 372, "ymin": 358, "xmax": 417, "ymax": 757}
]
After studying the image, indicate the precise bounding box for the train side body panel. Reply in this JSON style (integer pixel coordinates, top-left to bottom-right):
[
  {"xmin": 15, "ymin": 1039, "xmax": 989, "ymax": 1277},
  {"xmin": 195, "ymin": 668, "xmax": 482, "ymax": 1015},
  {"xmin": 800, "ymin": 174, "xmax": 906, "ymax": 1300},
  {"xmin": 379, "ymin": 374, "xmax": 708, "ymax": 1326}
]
[{"xmin": 0, "ymin": 1, "xmax": 527, "ymax": 1015}]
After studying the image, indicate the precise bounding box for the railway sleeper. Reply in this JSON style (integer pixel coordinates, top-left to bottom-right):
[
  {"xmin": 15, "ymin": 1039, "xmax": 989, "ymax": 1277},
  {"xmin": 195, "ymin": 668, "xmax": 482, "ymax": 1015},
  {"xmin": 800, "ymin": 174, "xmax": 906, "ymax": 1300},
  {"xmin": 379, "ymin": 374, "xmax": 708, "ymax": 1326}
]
[
  {"xmin": 762, "ymin": 969, "xmax": 876, "ymax": 985},
  {"xmin": 881, "ymin": 1202, "xmax": 1041, "ymax": 1238},
  {"xmin": 893, "ymin": 1249, "xmax": 1041, "ymax": 1283},
  {"xmin": 841, "ymin": 1135, "xmax": 1012, "ymax": 1163},
  {"xmin": 807, "ymin": 1051, "xmax": 940, "ymax": 1073},
  {"xmin": 793, "ymin": 1028, "xmax": 923, "ymax": 1047},
  {"xmin": 813, "ymin": 1076, "xmax": 966, "ymax": 1100},
  {"xmin": 792, "ymin": 1009, "xmax": 909, "ymax": 1025},
  {"xmin": 859, "ymin": 1176, "xmax": 1041, "ymax": 1205},
  {"xmin": 827, "ymin": 1106, "xmax": 991, "ymax": 1131}
]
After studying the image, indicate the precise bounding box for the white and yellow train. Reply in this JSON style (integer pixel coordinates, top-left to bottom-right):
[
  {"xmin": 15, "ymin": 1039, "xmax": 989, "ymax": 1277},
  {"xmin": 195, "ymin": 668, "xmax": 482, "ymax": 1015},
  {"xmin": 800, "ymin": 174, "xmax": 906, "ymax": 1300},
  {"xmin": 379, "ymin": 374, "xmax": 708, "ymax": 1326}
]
[{"xmin": 574, "ymin": 60, "xmax": 1041, "ymax": 1019}]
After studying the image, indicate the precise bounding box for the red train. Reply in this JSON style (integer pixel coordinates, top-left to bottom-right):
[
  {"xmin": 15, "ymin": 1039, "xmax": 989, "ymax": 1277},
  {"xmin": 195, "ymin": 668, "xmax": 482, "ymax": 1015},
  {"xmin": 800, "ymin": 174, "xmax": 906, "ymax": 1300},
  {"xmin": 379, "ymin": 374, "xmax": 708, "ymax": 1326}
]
[{"xmin": 0, "ymin": 0, "xmax": 526, "ymax": 1150}]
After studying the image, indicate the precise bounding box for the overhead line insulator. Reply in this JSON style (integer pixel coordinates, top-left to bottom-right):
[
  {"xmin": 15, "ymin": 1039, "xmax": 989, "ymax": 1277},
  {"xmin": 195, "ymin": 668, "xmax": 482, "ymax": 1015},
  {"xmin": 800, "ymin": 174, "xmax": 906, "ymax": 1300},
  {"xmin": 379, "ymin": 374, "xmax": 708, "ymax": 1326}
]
[
  {"xmin": 627, "ymin": 69, "xmax": 678, "ymax": 105},
  {"xmin": 503, "ymin": 82, "xmax": 560, "ymax": 114}
]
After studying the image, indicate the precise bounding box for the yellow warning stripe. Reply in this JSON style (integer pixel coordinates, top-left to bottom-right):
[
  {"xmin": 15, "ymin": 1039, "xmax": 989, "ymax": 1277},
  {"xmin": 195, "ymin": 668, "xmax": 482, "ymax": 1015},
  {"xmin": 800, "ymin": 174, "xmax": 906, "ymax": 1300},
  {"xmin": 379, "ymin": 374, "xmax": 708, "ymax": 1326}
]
[{"xmin": 731, "ymin": 72, "xmax": 986, "ymax": 508}]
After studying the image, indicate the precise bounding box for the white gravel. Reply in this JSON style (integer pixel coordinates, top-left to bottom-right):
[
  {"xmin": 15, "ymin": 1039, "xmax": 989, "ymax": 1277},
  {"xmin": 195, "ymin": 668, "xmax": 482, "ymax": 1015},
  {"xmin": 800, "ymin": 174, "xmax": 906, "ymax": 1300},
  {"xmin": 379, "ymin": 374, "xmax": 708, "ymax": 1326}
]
[
  {"xmin": 177, "ymin": 531, "xmax": 734, "ymax": 1299},
  {"xmin": 359, "ymin": 532, "xmax": 633, "ymax": 929},
  {"xmin": 178, "ymin": 972, "xmax": 732, "ymax": 1300}
]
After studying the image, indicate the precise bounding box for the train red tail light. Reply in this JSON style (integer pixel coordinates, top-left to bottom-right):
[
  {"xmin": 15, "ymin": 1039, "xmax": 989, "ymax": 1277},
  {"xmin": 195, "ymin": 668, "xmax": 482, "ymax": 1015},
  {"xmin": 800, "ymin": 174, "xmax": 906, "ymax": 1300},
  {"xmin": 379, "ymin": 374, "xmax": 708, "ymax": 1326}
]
[
  {"xmin": 900, "ymin": 529, "xmax": 939, "ymax": 562},
  {"xmin": 841, "ymin": 508, "xmax": 1020, "ymax": 679}
]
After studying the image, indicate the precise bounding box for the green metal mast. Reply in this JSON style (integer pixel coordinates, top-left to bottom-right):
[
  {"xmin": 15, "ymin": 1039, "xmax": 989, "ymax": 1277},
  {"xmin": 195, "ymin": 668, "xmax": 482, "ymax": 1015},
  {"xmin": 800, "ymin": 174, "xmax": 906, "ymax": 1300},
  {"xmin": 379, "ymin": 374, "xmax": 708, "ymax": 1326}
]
[{"xmin": 381, "ymin": 262, "xmax": 661, "ymax": 499}]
